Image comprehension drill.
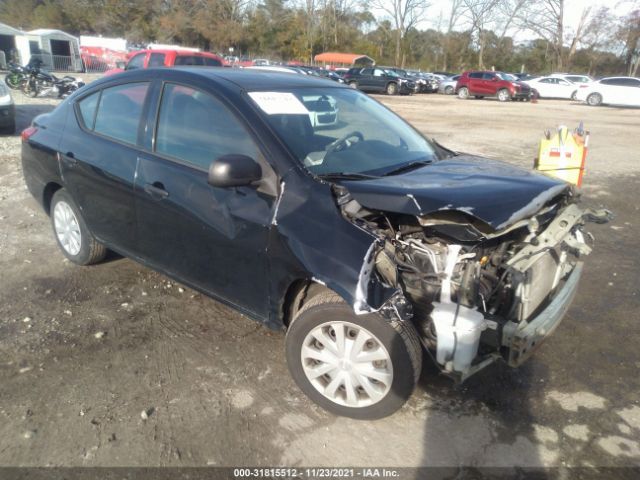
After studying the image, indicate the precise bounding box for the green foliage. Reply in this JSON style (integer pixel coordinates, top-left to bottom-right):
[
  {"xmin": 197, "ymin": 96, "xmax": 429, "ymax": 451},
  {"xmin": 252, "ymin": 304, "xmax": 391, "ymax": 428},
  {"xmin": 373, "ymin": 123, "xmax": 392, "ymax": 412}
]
[{"xmin": 0, "ymin": 0, "xmax": 633, "ymax": 74}]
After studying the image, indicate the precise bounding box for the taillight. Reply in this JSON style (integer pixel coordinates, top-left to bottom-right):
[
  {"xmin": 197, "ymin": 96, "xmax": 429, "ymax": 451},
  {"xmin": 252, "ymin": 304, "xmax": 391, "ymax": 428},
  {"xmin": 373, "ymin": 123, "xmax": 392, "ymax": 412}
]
[
  {"xmin": 579, "ymin": 84, "xmax": 589, "ymax": 88},
  {"xmin": 21, "ymin": 126, "xmax": 38, "ymax": 142}
]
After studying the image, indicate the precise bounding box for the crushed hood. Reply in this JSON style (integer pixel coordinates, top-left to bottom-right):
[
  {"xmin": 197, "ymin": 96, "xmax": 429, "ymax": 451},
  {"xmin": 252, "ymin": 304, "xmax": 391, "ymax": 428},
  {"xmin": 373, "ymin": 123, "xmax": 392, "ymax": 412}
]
[{"xmin": 340, "ymin": 155, "xmax": 570, "ymax": 231}]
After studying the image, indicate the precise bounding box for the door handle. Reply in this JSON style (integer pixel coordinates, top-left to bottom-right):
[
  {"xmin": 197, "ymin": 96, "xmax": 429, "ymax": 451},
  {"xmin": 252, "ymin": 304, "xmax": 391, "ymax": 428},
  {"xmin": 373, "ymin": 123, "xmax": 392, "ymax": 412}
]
[
  {"xmin": 60, "ymin": 152, "xmax": 77, "ymax": 166},
  {"xmin": 144, "ymin": 182, "xmax": 169, "ymax": 200}
]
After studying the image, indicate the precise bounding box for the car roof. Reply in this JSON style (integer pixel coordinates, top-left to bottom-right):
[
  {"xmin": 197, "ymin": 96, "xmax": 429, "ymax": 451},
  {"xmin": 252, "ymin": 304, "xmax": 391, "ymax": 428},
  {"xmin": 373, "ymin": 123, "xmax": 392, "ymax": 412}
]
[
  {"xmin": 95, "ymin": 67, "xmax": 342, "ymax": 91},
  {"xmin": 133, "ymin": 49, "xmax": 222, "ymax": 57}
]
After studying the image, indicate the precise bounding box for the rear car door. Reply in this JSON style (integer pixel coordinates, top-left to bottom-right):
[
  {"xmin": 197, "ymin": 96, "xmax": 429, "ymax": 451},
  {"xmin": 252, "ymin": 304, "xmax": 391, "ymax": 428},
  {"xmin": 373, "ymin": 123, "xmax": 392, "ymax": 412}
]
[
  {"xmin": 59, "ymin": 81, "xmax": 151, "ymax": 254},
  {"xmin": 134, "ymin": 81, "xmax": 274, "ymax": 317},
  {"xmin": 481, "ymin": 72, "xmax": 497, "ymax": 95},
  {"xmin": 359, "ymin": 68, "xmax": 374, "ymax": 90},
  {"xmin": 467, "ymin": 72, "xmax": 483, "ymax": 94}
]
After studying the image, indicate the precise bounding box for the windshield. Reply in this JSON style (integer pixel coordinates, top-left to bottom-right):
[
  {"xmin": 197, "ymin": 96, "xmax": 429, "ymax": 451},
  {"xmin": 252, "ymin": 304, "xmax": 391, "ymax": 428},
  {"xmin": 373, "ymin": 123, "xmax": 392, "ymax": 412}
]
[
  {"xmin": 249, "ymin": 87, "xmax": 438, "ymax": 177},
  {"xmin": 497, "ymin": 72, "xmax": 518, "ymax": 81}
]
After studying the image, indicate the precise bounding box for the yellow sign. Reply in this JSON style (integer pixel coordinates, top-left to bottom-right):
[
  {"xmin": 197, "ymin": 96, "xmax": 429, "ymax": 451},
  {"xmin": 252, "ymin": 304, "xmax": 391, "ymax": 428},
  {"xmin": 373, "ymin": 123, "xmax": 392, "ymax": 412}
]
[{"xmin": 535, "ymin": 125, "xmax": 588, "ymax": 187}]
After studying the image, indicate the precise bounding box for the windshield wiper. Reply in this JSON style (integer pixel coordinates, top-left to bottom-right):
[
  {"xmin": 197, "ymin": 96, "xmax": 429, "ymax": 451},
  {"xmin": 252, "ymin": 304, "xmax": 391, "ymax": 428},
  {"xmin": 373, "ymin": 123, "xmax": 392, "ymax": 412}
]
[
  {"xmin": 381, "ymin": 160, "xmax": 433, "ymax": 176},
  {"xmin": 317, "ymin": 172, "xmax": 378, "ymax": 181}
]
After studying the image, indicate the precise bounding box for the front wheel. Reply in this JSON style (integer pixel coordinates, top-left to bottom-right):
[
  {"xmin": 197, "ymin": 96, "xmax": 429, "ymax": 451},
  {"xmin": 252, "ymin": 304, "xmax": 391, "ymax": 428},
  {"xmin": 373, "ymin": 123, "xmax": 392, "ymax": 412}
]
[
  {"xmin": 571, "ymin": 90, "xmax": 578, "ymax": 100},
  {"xmin": 386, "ymin": 82, "xmax": 398, "ymax": 95},
  {"xmin": 457, "ymin": 87, "xmax": 469, "ymax": 99},
  {"xmin": 4, "ymin": 73, "xmax": 23, "ymax": 90},
  {"xmin": 587, "ymin": 93, "xmax": 602, "ymax": 106},
  {"xmin": 286, "ymin": 291, "xmax": 422, "ymax": 419},
  {"xmin": 348, "ymin": 81, "xmax": 358, "ymax": 89},
  {"xmin": 50, "ymin": 189, "xmax": 107, "ymax": 265},
  {"xmin": 444, "ymin": 85, "xmax": 454, "ymax": 95},
  {"xmin": 497, "ymin": 88, "xmax": 511, "ymax": 102}
]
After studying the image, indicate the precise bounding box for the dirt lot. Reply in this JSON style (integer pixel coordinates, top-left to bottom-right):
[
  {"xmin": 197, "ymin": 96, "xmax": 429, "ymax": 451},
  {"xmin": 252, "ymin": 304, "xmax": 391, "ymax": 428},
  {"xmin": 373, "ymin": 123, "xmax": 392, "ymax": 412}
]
[{"xmin": 1, "ymin": 83, "xmax": 639, "ymax": 470}]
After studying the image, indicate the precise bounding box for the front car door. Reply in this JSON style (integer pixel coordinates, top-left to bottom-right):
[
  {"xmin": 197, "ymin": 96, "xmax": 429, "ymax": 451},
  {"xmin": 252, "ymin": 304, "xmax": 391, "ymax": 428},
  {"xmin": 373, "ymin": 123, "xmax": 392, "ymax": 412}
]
[
  {"xmin": 467, "ymin": 72, "xmax": 484, "ymax": 94},
  {"xmin": 134, "ymin": 80, "xmax": 275, "ymax": 318}
]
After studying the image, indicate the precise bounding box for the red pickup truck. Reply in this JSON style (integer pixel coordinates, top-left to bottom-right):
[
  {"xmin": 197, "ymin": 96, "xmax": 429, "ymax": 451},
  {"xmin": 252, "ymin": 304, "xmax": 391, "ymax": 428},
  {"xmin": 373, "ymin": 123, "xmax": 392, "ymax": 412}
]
[{"xmin": 104, "ymin": 49, "xmax": 225, "ymax": 76}]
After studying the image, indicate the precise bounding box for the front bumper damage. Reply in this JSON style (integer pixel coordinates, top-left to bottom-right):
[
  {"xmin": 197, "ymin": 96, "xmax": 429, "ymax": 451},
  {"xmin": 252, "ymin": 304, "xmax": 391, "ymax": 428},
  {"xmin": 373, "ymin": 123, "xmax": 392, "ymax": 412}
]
[{"xmin": 356, "ymin": 200, "xmax": 610, "ymax": 382}]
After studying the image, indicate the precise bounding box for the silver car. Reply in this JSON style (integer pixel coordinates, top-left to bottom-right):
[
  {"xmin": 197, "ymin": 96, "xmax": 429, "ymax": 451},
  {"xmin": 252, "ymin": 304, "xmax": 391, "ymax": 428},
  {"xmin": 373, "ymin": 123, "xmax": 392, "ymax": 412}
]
[
  {"xmin": 438, "ymin": 74, "xmax": 461, "ymax": 95},
  {"xmin": 0, "ymin": 82, "xmax": 15, "ymax": 134}
]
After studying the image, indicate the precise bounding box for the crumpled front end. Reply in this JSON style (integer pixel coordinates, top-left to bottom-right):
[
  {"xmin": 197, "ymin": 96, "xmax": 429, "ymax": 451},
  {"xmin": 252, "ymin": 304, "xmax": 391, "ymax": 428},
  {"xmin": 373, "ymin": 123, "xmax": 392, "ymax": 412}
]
[{"xmin": 333, "ymin": 183, "xmax": 610, "ymax": 381}]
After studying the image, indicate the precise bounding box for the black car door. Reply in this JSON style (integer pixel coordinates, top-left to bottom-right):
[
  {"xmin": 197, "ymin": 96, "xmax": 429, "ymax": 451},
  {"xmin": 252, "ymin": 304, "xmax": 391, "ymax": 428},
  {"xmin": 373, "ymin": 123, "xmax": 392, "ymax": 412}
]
[
  {"xmin": 133, "ymin": 81, "xmax": 274, "ymax": 318},
  {"xmin": 59, "ymin": 81, "xmax": 151, "ymax": 254},
  {"xmin": 372, "ymin": 68, "xmax": 387, "ymax": 91}
]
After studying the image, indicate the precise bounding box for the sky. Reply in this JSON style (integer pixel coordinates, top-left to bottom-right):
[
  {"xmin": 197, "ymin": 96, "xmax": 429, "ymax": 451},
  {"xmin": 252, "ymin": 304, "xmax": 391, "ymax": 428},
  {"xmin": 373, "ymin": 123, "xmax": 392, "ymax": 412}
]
[{"xmin": 421, "ymin": 0, "xmax": 636, "ymax": 40}]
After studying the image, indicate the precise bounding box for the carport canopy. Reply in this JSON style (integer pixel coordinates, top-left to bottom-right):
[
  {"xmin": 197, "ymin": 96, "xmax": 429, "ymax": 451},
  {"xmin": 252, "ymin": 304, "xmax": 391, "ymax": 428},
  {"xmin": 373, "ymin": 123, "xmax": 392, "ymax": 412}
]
[{"xmin": 314, "ymin": 52, "xmax": 374, "ymax": 66}]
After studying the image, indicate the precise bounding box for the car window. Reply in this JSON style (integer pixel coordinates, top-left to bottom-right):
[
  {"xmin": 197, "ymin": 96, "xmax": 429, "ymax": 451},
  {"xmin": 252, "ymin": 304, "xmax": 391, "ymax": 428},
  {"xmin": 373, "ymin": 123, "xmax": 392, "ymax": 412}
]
[
  {"xmin": 175, "ymin": 55, "xmax": 204, "ymax": 66},
  {"xmin": 469, "ymin": 72, "xmax": 483, "ymax": 79},
  {"xmin": 93, "ymin": 82, "xmax": 149, "ymax": 145},
  {"xmin": 203, "ymin": 57, "xmax": 222, "ymax": 67},
  {"xmin": 361, "ymin": 68, "xmax": 373, "ymax": 75},
  {"xmin": 126, "ymin": 53, "xmax": 145, "ymax": 70},
  {"xmin": 77, "ymin": 91, "xmax": 100, "ymax": 129},
  {"xmin": 155, "ymin": 83, "xmax": 259, "ymax": 169},
  {"xmin": 540, "ymin": 78, "xmax": 553, "ymax": 83},
  {"xmin": 615, "ymin": 78, "xmax": 640, "ymax": 87},
  {"xmin": 148, "ymin": 53, "xmax": 166, "ymax": 67},
  {"xmin": 482, "ymin": 73, "xmax": 495, "ymax": 80}
]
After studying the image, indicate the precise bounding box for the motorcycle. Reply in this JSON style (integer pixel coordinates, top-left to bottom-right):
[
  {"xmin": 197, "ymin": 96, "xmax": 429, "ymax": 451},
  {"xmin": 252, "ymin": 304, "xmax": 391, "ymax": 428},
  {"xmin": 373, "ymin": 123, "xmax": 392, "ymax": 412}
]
[
  {"xmin": 21, "ymin": 64, "xmax": 85, "ymax": 99},
  {"xmin": 4, "ymin": 62, "xmax": 30, "ymax": 90}
]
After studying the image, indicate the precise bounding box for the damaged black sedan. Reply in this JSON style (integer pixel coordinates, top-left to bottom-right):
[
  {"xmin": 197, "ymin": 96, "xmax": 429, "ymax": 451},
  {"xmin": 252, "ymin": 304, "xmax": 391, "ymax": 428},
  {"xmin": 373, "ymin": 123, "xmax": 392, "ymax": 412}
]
[{"xmin": 22, "ymin": 68, "xmax": 607, "ymax": 419}]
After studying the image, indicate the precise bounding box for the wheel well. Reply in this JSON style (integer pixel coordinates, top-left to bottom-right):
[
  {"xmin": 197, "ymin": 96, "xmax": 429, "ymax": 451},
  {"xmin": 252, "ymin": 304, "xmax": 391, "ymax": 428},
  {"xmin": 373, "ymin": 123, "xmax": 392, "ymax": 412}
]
[
  {"xmin": 281, "ymin": 279, "xmax": 332, "ymax": 328},
  {"xmin": 42, "ymin": 182, "xmax": 63, "ymax": 215}
]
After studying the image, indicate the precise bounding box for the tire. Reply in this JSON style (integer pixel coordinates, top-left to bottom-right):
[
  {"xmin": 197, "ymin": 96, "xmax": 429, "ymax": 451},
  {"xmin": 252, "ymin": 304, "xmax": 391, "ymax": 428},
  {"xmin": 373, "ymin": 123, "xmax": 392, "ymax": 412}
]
[
  {"xmin": 587, "ymin": 93, "xmax": 602, "ymax": 106},
  {"xmin": 445, "ymin": 86, "xmax": 454, "ymax": 95},
  {"xmin": 50, "ymin": 189, "xmax": 107, "ymax": 265},
  {"xmin": 286, "ymin": 291, "xmax": 422, "ymax": 419},
  {"xmin": 571, "ymin": 90, "xmax": 578, "ymax": 101},
  {"xmin": 0, "ymin": 121, "xmax": 15, "ymax": 135},
  {"xmin": 457, "ymin": 86, "xmax": 469, "ymax": 99},
  {"xmin": 348, "ymin": 81, "xmax": 358, "ymax": 89},
  {"xmin": 497, "ymin": 88, "xmax": 511, "ymax": 102},
  {"xmin": 386, "ymin": 82, "xmax": 398, "ymax": 95},
  {"xmin": 4, "ymin": 73, "xmax": 22, "ymax": 90}
]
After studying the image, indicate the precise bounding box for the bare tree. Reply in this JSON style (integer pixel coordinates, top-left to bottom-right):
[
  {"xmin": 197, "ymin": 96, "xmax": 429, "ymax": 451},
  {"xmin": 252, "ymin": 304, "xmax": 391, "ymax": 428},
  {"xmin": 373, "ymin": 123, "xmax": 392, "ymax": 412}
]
[
  {"xmin": 618, "ymin": 7, "xmax": 640, "ymax": 76},
  {"xmin": 462, "ymin": 0, "xmax": 501, "ymax": 69},
  {"xmin": 367, "ymin": 0, "xmax": 430, "ymax": 66},
  {"xmin": 442, "ymin": 0, "xmax": 465, "ymax": 70}
]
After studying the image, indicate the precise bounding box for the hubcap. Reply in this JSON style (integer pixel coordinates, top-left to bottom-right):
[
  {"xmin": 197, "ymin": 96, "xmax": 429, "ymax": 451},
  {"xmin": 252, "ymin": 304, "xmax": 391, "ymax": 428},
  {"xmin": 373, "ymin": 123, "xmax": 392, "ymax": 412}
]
[
  {"xmin": 53, "ymin": 201, "xmax": 82, "ymax": 256},
  {"xmin": 301, "ymin": 321, "xmax": 393, "ymax": 408}
]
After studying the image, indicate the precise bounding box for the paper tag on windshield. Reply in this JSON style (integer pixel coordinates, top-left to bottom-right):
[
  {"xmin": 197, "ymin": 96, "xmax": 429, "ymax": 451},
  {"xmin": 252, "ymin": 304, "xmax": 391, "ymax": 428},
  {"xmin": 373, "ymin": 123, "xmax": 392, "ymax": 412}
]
[{"xmin": 248, "ymin": 92, "xmax": 309, "ymax": 115}]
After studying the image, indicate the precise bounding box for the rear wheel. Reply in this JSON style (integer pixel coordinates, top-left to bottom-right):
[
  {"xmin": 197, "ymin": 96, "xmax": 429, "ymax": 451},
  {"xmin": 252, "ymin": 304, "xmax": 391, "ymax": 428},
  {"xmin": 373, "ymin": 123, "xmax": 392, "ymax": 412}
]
[
  {"xmin": 587, "ymin": 93, "xmax": 602, "ymax": 106},
  {"xmin": 348, "ymin": 81, "xmax": 358, "ymax": 89},
  {"xmin": 285, "ymin": 291, "xmax": 422, "ymax": 419},
  {"xmin": 21, "ymin": 80, "xmax": 38, "ymax": 98},
  {"xmin": 386, "ymin": 82, "xmax": 398, "ymax": 95},
  {"xmin": 445, "ymin": 85, "xmax": 454, "ymax": 95},
  {"xmin": 497, "ymin": 88, "xmax": 511, "ymax": 102},
  {"xmin": 457, "ymin": 87, "xmax": 469, "ymax": 99},
  {"xmin": 571, "ymin": 90, "xmax": 578, "ymax": 100},
  {"xmin": 50, "ymin": 190, "xmax": 107, "ymax": 265}
]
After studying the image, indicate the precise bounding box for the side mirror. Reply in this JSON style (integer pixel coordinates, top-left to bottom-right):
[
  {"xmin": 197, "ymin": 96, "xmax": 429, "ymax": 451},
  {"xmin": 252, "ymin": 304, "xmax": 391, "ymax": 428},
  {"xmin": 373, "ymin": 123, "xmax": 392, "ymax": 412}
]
[{"xmin": 208, "ymin": 154, "xmax": 262, "ymax": 188}]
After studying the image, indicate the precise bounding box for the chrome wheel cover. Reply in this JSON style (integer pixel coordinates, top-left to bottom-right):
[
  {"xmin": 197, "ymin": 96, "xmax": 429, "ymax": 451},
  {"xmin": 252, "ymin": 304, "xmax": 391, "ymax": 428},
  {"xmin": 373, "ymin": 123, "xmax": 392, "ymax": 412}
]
[
  {"xmin": 498, "ymin": 89, "xmax": 509, "ymax": 101},
  {"xmin": 301, "ymin": 321, "xmax": 393, "ymax": 408},
  {"xmin": 53, "ymin": 201, "xmax": 82, "ymax": 256}
]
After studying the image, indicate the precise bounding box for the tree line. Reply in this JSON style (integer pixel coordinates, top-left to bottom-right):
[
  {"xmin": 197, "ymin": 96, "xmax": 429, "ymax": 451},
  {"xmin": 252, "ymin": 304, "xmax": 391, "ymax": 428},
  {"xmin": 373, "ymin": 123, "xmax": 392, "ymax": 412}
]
[{"xmin": 1, "ymin": 0, "xmax": 638, "ymax": 76}]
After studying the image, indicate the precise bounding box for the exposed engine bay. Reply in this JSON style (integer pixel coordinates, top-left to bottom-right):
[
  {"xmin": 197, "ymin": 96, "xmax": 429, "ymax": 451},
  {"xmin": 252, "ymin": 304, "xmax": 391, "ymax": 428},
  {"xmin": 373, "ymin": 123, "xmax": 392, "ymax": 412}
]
[{"xmin": 333, "ymin": 184, "xmax": 610, "ymax": 381}]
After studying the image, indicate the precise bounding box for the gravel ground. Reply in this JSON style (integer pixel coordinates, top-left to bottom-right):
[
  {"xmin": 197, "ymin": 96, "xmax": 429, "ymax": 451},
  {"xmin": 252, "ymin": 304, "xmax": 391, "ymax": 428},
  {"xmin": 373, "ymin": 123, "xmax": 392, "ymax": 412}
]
[{"xmin": 0, "ymin": 78, "xmax": 639, "ymax": 470}]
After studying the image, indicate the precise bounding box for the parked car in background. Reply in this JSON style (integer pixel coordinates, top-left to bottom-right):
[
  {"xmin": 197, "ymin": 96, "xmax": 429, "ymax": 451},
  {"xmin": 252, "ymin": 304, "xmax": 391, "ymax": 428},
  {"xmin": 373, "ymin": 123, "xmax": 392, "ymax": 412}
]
[
  {"xmin": 512, "ymin": 73, "xmax": 538, "ymax": 81},
  {"xmin": 407, "ymin": 71, "xmax": 440, "ymax": 93},
  {"xmin": 382, "ymin": 67, "xmax": 424, "ymax": 93},
  {"xmin": 104, "ymin": 49, "xmax": 225, "ymax": 75},
  {"xmin": 524, "ymin": 76, "xmax": 579, "ymax": 100},
  {"xmin": 342, "ymin": 67, "xmax": 416, "ymax": 95},
  {"xmin": 456, "ymin": 71, "xmax": 532, "ymax": 101},
  {"xmin": 0, "ymin": 82, "xmax": 15, "ymax": 134},
  {"xmin": 550, "ymin": 73, "xmax": 594, "ymax": 84},
  {"xmin": 575, "ymin": 76, "xmax": 640, "ymax": 107},
  {"xmin": 21, "ymin": 67, "xmax": 606, "ymax": 419},
  {"xmin": 438, "ymin": 74, "xmax": 461, "ymax": 94}
]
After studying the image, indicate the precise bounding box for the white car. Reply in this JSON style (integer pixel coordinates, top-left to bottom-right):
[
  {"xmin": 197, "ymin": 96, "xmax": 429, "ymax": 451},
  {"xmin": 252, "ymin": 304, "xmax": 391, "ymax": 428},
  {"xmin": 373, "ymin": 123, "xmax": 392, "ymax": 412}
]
[
  {"xmin": 0, "ymin": 82, "xmax": 15, "ymax": 134},
  {"xmin": 524, "ymin": 76, "xmax": 579, "ymax": 100},
  {"xmin": 550, "ymin": 73, "xmax": 594, "ymax": 84},
  {"xmin": 575, "ymin": 77, "xmax": 640, "ymax": 107}
]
